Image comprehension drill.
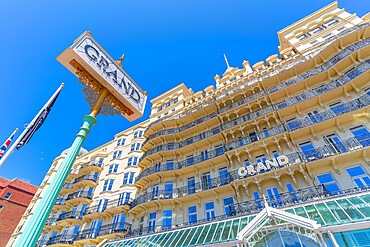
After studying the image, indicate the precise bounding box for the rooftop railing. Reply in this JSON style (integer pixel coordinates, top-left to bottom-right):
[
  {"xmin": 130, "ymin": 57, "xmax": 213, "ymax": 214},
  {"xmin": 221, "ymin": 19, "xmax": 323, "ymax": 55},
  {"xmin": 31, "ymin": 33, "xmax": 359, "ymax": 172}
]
[
  {"xmin": 140, "ymin": 59, "xmax": 369, "ymax": 160},
  {"xmin": 143, "ymin": 24, "xmax": 369, "ymax": 138}
]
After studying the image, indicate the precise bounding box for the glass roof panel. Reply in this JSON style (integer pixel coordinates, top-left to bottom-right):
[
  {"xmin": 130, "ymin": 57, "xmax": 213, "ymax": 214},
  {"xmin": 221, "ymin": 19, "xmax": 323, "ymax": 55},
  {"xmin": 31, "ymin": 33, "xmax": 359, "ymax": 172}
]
[
  {"xmin": 168, "ymin": 230, "xmax": 185, "ymax": 247},
  {"xmin": 285, "ymin": 208, "xmax": 295, "ymax": 214},
  {"xmin": 326, "ymin": 201, "xmax": 352, "ymax": 224},
  {"xmin": 212, "ymin": 222, "xmax": 225, "ymax": 243},
  {"xmin": 228, "ymin": 219, "xmax": 240, "ymax": 240},
  {"xmin": 157, "ymin": 232, "xmax": 172, "ymax": 246},
  {"xmin": 360, "ymin": 194, "xmax": 370, "ymax": 204},
  {"xmin": 204, "ymin": 223, "xmax": 218, "ymax": 244},
  {"xmin": 220, "ymin": 220, "xmax": 232, "ymax": 241},
  {"xmin": 196, "ymin": 224, "xmax": 210, "ymax": 245},
  {"xmin": 164, "ymin": 231, "xmax": 180, "ymax": 247},
  {"xmin": 294, "ymin": 207, "xmax": 308, "ymax": 218},
  {"xmin": 304, "ymin": 204, "xmax": 325, "ymax": 225},
  {"xmin": 336, "ymin": 199, "xmax": 365, "ymax": 222},
  {"xmin": 175, "ymin": 228, "xmax": 191, "ymax": 247},
  {"xmin": 315, "ymin": 203, "xmax": 339, "ymax": 225},
  {"xmin": 347, "ymin": 196, "xmax": 370, "ymax": 217},
  {"xmin": 239, "ymin": 216, "xmax": 249, "ymax": 230},
  {"xmin": 182, "ymin": 227, "xmax": 198, "ymax": 246},
  {"xmin": 189, "ymin": 226, "xmax": 204, "ymax": 246}
]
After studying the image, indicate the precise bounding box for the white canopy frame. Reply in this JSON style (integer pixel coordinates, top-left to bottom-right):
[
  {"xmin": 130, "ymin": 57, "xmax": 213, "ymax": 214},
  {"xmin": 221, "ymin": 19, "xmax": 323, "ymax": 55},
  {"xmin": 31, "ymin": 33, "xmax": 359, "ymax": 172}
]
[{"xmin": 236, "ymin": 196, "xmax": 328, "ymax": 247}]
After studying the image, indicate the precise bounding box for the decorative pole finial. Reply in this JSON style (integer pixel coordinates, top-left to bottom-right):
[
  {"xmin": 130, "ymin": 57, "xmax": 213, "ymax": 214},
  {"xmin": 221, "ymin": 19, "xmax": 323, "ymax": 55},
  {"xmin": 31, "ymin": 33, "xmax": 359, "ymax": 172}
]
[
  {"xmin": 224, "ymin": 54, "xmax": 230, "ymax": 68},
  {"xmin": 116, "ymin": 54, "xmax": 124, "ymax": 68}
]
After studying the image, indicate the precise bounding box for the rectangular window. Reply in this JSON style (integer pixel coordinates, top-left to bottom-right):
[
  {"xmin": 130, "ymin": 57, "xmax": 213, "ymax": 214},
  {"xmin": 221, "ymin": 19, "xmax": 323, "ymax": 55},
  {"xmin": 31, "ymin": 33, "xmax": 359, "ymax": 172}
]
[
  {"xmin": 310, "ymin": 26, "xmax": 324, "ymax": 34},
  {"xmin": 154, "ymin": 162, "xmax": 161, "ymax": 172},
  {"xmin": 167, "ymin": 143, "xmax": 174, "ymax": 150},
  {"xmin": 164, "ymin": 181, "xmax": 173, "ymax": 198},
  {"xmin": 307, "ymin": 109, "xmax": 323, "ymax": 123},
  {"xmin": 103, "ymin": 179, "xmax": 114, "ymax": 191},
  {"xmin": 134, "ymin": 130, "xmax": 143, "ymax": 139},
  {"xmin": 118, "ymin": 192, "xmax": 131, "ymax": 205},
  {"xmin": 4, "ymin": 192, "xmax": 12, "ymax": 200},
  {"xmin": 108, "ymin": 164, "xmax": 118, "ymax": 173},
  {"xmin": 200, "ymin": 150, "xmax": 209, "ymax": 161},
  {"xmin": 205, "ymin": 202, "xmax": 215, "ymax": 221},
  {"xmin": 98, "ymin": 158, "xmax": 104, "ymax": 166},
  {"xmin": 113, "ymin": 151, "xmax": 122, "ymax": 159},
  {"xmin": 152, "ymin": 184, "xmax": 159, "ymax": 199},
  {"xmin": 199, "ymin": 132, "xmax": 206, "ymax": 140},
  {"xmin": 131, "ymin": 143, "xmax": 141, "ymax": 151},
  {"xmin": 128, "ymin": 157, "xmax": 138, "ymax": 166},
  {"xmin": 186, "ymin": 137, "xmax": 193, "ymax": 145},
  {"xmin": 350, "ymin": 125, "xmax": 370, "ymax": 147},
  {"xmin": 201, "ymin": 172, "xmax": 212, "ymax": 190},
  {"xmin": 166, "ymin": 160, "xmax": 174, "ymax": 170},
  {"xmin": 162, "ymin": 210, "xmax": 172, "ymax": 230},
  {"xmin": 103, "ymin": 180, "xmax": 109, "ymax": 191},
  {"xmin": 329, "ymin": 101, "xmax": 347, "ymax": 115},
  {"xmin": 346, "ymin": 166, "xmax": 370, "ymax": 187},
  {"xmin": 187, "ymin": 155, "xmax": 194, "ymax": 165},
  {"xmin": 286, "ymin": 117, "xmax": 300, "ymax": 131},
  {"xmin": 188, "ymin": 206, "xmax": 197, "ymax": 224},
  {"xmin": 223, "ymin": 197, "xmax": 235, "ymax": 216},
  {"xmin": 117, "ymin": 138, "xmax": 125, "ymax": 146},
  {"xmin": 173, "ymin": 98, "xmax": 178, "ymax": 103},
  {"xmin": 266, "ymin": 187, "xmax": 282, "ymax": 207},
  {"xmin": 219, "ymin": 167, "xmax": 229, "ymax": 185},
  {"xmin": 148, "ymin": 212, "xmax": 156, "ymax": 233},
  {"xmin": 299, "ymin": 141, "xmax": 318, "ymax": 161},
  {"xmin": 123, "ymin": 173, "xmax": 129, "ymax": 185},
  {"xmin": 98, "ymin": 199, "xmax": 108, "ymax": 212},
  {"xmin": 325, "ymin": 19, "xmax": 339, "ymax": 27},
  {"xmin": 124, "ymin": 192, "xmax": 131, "ymax": 203},
  {"xmin": 317, "ymin": 173, "xmax": 341, "ymax": 193},
  {"xmin": 128, "ymin": 172, "xmax": 135, "ymax": 184},
  {"xmin": 0, "ymin": 205, "xmax": 3, "ymax": 212},
  {"xmin": 215, "ymin": 144, "xmax": 224, "ymax": 156},
  {"xmin": 188, "ymin": 177, "xmax": 196, "ymax": 194},
  {"xmin": 324, "ymin": 133, "xmax": 347, "ymax": 153},
  {"xmin": 212, "ymin": 127, "xmax": 220, "ymax": 135}
]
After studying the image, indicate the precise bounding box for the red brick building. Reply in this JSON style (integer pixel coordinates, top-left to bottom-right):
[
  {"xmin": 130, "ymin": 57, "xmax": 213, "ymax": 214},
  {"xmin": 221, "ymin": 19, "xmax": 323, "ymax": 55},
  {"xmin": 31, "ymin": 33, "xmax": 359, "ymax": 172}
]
[{"xmin": 0, "ymin": 177, "xmax": 37, "ymax": 247}]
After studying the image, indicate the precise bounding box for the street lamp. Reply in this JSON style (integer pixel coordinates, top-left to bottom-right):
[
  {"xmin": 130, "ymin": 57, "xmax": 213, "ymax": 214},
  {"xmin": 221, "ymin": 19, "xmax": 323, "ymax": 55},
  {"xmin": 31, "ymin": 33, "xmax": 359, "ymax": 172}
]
[{"xmin": 15, "ymin": 31, "xmax": 147, "ymax": 247}]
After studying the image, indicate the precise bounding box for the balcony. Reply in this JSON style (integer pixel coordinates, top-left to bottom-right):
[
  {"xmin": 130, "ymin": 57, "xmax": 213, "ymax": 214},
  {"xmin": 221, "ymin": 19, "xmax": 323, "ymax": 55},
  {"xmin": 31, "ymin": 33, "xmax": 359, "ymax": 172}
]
[
  {"xmin": 53, "ymin": 198, "xmax": 68, "ymax": 212},
  {"xmin": 143, "ymin": 27, "xmax": 369, "ymax": 144},
  {"xmin": 78, "ymin": 161, "xmax": 103, "ymax": 176},
  {"xmin": 44, "ymin": 234, "xmax": 76, "ymax": 246},
  {"xmin": 56, "ymin": 211, "xmax": 84, "ymax": 227},
  {"xmin": 74, "ymin": 222, "xmax": 131, "ymax": 242},
  {"xmin": 132, "ymin": 134, "xmax": 370, "ymax": 209},
  {"xmin": 60, "ymin": 182, "xmax": 75, "ymax": 195},
  {"xmin": 72, "ymin": 174, "xmax": 98, "ymax": 190},
  {"xmin": 83, "ymin": 198, "xmax": 133, "ymax": 221},
  {"xmin": 65, "ymin": 191, "xmax": 93, "ymax": 206}
]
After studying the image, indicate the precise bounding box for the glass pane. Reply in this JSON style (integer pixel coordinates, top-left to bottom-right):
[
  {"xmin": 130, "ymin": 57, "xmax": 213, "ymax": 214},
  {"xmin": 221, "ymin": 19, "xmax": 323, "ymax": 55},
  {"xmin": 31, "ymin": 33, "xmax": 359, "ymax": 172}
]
[
  {"xmin": 159, "ymin": 232, "xmax": 174, "ymax": 246},
  {"xmin": 346, "ymin": 166, "xmax": 366, "ymax": 177},
  {"xmin": 336, "ymin": 199, "xmax": 365, "ymax": 222},
  {"xmin": 285, "ymin": 209, "xmax": 295, "ymax": 214},
  {"xmin": 315, "ymin": 203, "xmax": 339, "ymax": 225},
  {"xmin": 204, "ymin": 223, "xmax": 218, "ymax": 244},
  {"xmin": 294, "ymin": 207, "xmax": 308, "ymax": 218},
  {"xmin": 164, "ymin": 231, "xmax": 180, "ymax": 247},
  {"xmin": 212, "ymin": 222, "xmax": 225, "ymax": 243},
  {"xmin": 229, "ymin": 219, "xmax": 240, "ymax": 240},
  {"xmin": 360, "ymin": 194, "xmax": 370, "ymax": 204},
  {"xmin": 325, "ymin": 201, "xmax": 351, "ymax": 224},
  {"xmin": 348, "ymin": 197, "xmax": 370, "ymax": 217},
  {"xmin": 155, "ymin": 233, "xmax": 168, "ymax": 245},
  {"xmin": 221, "ymin": 220, "xmax": 232, "ymax": 241},
  {"xmin": 196, "ymin": 224, "xmax": 210, "ymax": 245},
  {"xmin": 304, "ymin": 205, "xmax": 325, "ymax": 225},
  {"xmin": 189, "ymin": 226, "xmax": 204, "ymax": 246},
  {"xmin": 175, "ymin": 229, "xmax": 191, "ymax": 247},
  {"xmin": 239, "ymin": 217, "xmax": 249, "ymax": 230}
]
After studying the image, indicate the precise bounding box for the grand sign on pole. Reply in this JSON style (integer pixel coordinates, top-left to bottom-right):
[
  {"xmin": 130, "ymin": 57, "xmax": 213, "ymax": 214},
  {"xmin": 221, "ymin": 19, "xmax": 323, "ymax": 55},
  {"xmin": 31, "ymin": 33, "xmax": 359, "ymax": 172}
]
[{"xmin": 57, "ymin": 31, "xmax": 147, "ymax": 121}]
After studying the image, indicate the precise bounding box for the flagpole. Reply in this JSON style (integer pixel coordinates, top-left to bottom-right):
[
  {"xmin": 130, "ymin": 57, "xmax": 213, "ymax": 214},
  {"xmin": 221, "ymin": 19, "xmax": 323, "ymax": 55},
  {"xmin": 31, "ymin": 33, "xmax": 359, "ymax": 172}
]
[
  {"xmin": 0, "ymin": 128, "xmax": 19, "ymax": 158},
  {"xmin": 0, "ymin": 83, "xmax": 64, "ymax": 168}
]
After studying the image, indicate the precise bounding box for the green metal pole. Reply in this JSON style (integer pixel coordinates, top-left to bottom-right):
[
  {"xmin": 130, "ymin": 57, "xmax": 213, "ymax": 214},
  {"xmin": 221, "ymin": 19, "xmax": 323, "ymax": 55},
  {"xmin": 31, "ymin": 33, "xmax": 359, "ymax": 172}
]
[{"xmin": 14, "ymin": 113, "xmax": 97, "ymax": 247}]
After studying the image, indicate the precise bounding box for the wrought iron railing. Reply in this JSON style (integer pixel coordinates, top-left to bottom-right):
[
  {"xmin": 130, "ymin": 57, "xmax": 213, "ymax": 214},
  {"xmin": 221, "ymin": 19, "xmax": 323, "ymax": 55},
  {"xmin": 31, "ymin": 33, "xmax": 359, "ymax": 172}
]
[
  {"xmin": 75, "ymin": 222, "xmax": 131, "ymax": 241},
  {"xmin": 140, "ymin": 59, "xmax": 369, "ymax": 161},
  {"xmin": 56, "ymin": 210, "xmax": 84, "ymax": 221},
  {"xmin": 83, "ymin": 198, "xmax": 133, "ymax": 216},
  {"xmin": 66, "ymin": 191, "xmax": 93, "ymax": 201},
  {"xmin": 132, "ymin": 134, "xmax": 370, "ymax": 208},
  {"xmin": 143, "ymin": 24, "xmax": 369, "ymax": 140},
  {"xmin": 44, "ymin": 234, "xmax": 76, "ymax": 246},
  {"xmin": 62, "ymin": 182, "xmax": 73, "ymax": 190},
  {"xmin": 73, "ymin": 174, "xmax": 98, "ymax": 184}
]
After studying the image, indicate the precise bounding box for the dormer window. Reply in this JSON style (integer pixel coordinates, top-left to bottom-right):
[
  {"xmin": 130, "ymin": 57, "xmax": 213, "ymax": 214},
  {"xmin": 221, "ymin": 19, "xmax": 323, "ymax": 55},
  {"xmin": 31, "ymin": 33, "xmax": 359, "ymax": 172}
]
[
  {"xmin": 310, "ymin": 26, "xmax": 324, "ymax": 35},
  {"xmin": 173, "ymin": 98, "xmax": 178, "ymax": 104},
  {"xmin": 158, "ymin": 106, "xmax": 162, "ymax": 111},
  {"xmin": 297, "ymin": 33, "xmax": 310, "ymax": 41}
]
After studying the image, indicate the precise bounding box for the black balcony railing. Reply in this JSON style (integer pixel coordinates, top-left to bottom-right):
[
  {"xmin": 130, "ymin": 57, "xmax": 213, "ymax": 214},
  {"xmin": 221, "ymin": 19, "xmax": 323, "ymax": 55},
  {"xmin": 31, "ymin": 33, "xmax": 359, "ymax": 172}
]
[
  {"xmin": 66, "ymin": 191, "xmax": 93, "ymax": 201},
  {"xmin": 132, "ymin": 134, "xmax": 370, "ymax": 209},
  {"xmin": 126, "ymin": 184, "xmax": 369, "ymax": 239},
  {"xmin": 45, "ymin": 234, "xmax": 76, "ymax": 246},
  {"xmin": 62, "ymin": 182, "xmax": 74, "ymax": 190},
  {"xmin": 140, "ymin": 60, "xmax": 369, "ymax": 163},
  {"xmin": 84, "ymin": 198, "xmax": 133, "ymax": 216},
  {"xmin": 143, "ymin": 28, "xmax": 369, "ymax": 144},
  {"xmin": 57, "ymin": 210, "xmax": 84, "ymax": 222},
  {"xmin": 75, "ymin": 222, "xmax": 131, "ymax": 241},
  {"xmin": 73, "ymin": 174, "xmax": 98, "ymax": 184}
]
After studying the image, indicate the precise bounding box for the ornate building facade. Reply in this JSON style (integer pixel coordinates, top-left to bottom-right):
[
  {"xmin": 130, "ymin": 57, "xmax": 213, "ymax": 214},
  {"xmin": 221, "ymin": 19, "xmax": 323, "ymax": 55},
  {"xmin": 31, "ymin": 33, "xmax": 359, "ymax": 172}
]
[{"xmin": 8, "ymin": 2, "xmax": 370, "ymax": 247}]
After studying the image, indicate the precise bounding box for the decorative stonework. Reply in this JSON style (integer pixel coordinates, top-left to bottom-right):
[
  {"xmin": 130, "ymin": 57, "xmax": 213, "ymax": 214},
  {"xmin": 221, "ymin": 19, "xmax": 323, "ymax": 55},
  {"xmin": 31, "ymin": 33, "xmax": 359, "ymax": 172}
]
[{"xmin": 70, "ymin": 59, "xmax": 134, "ymax": 116}]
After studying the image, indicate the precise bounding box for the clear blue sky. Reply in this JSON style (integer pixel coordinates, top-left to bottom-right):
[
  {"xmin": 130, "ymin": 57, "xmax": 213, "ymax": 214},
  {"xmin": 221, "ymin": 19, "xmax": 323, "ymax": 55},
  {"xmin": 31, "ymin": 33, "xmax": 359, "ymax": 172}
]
[{"xmin": 0, "ymin": 0, "xmax": 367, "ymax": 186}]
